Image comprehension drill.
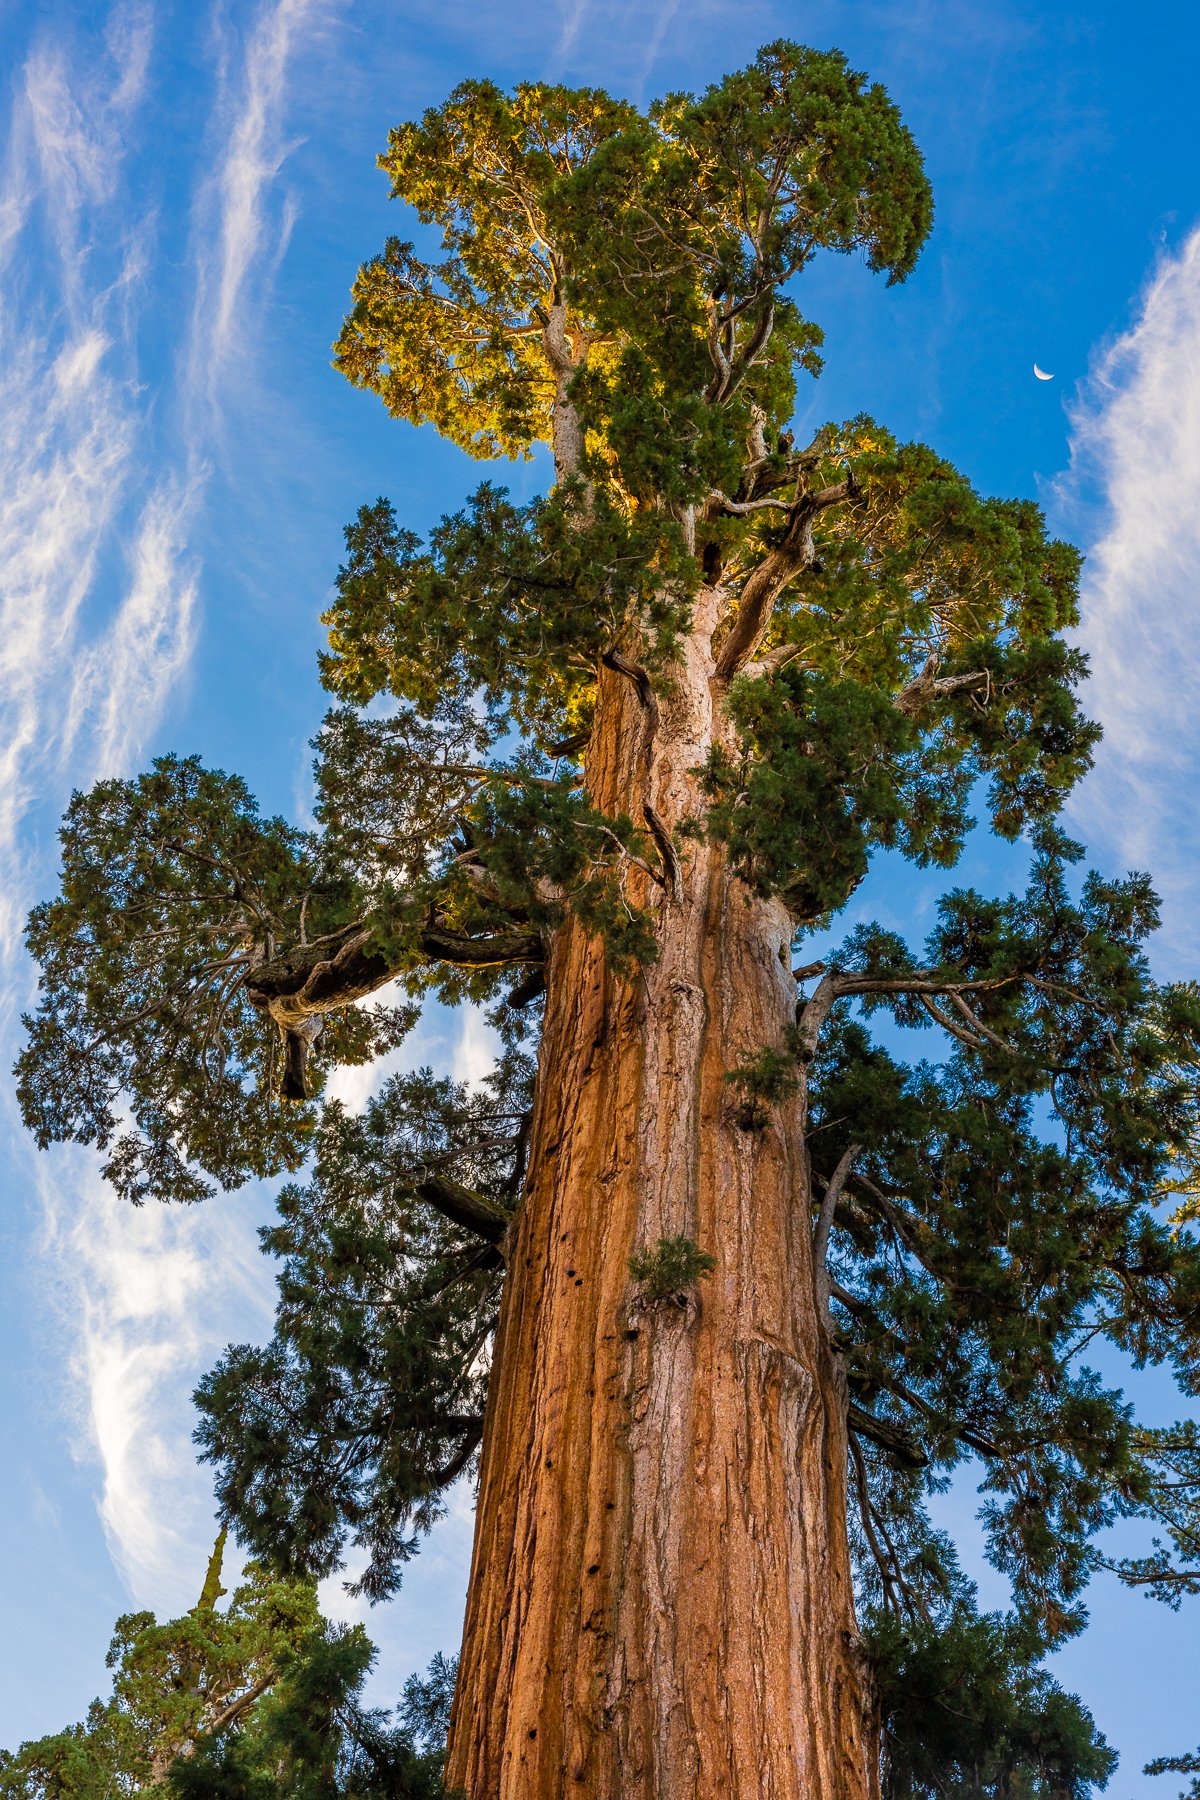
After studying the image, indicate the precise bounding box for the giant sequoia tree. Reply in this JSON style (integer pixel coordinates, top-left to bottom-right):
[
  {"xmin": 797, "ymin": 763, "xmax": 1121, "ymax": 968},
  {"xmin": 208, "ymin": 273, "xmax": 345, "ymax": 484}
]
[{"xmin": 18, "ymin": 42, "xmax": 1200, "ymax": 1800}]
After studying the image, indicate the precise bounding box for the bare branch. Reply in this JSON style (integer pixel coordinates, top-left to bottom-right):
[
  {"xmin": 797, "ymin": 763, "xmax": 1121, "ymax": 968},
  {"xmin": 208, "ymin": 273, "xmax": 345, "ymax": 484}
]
[
  {"xmin": 847, "ymin": 1402, "xmax": 928, "ymax": 1471},
  {"xmin": 852, "ymin": 1173, "xmax": 942, "ymax": 1282},
  {"xmin": 429, "ymin": 762, "xmax": 582, "ymax": 792},
  {"xmin": 792, "ymin": 958, "xmax": 828, "ymax": 985},
  {"xmin": 919, "ymin": 992, "xmax": 989, "ymax": 1050},
  {"xmin": 831, "ymin": 970, "xmax": 1019, "ymax": 1000},
  {"xmin": 813, "ymin": 1143, "xmax": 861, "ymax": 1285},
  {"xmin": 740, "ymin": 642, "xmax": 806, "ymax": 681},
  {"xmin": 708, "ymin": 492, "xmax": 793, "ymax": 517}
]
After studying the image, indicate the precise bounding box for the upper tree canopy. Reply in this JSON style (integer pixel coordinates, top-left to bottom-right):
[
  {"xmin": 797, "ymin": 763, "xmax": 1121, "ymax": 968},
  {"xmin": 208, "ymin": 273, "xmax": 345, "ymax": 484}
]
[
  {"xmin": 16, "ymin": 42, "xmax": 1200, "ymax": 1798},
  {"xmin": 335, "ymin": 45, "xmax": 929, "ymax": 470}
]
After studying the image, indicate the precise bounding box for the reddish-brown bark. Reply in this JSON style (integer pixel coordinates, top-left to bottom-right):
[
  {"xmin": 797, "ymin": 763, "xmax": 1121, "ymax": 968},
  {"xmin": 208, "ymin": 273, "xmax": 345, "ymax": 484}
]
[{"xmin": 446, "ymin": 590, "xmax": 878, "ymax": 1799}]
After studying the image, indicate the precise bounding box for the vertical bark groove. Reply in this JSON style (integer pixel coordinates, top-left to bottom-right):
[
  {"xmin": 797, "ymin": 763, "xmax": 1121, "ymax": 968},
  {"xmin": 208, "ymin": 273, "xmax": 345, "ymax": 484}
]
[{"xmin": 447, "ymin": 590, "xmax": 877, "ymax": 1799}]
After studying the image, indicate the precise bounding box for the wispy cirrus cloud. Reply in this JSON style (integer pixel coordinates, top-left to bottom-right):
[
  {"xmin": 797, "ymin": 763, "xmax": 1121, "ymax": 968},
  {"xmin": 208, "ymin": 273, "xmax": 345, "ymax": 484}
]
[
  {"xmin": 0, "ymin": 0, "xmax": 332, "ymax": 1615},
  {"xmin": 1063, "ymin": 224, "xmax": 1200, "ymax": 968},
  {"xmin": 0, "ymin": 12, "xmax": 160, "ymax": 960},
  {"xmin": 64, "ymin": 477, "xmax": 201, "ymax": 777},
  {"xmin": 0, "ymin": 315, "xmax": 136, "ymax": 958},
  {"xmin": 32, "ymin": 0, "xmax": 330, "ymax": 1610},
  {"xmin": 188, "ymin": 0, "xmax": 328, "ymax": 414},
  {"xmin": 38, "ymin": 1154, "xmax": 269, "ymax": 1609}
]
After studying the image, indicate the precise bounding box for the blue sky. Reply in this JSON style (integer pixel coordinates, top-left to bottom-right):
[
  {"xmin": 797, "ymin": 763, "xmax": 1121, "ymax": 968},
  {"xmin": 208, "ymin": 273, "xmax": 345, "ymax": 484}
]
[{"xmin": 2, "ymin": 0, "xmax": 1200, "ymax": 1785}]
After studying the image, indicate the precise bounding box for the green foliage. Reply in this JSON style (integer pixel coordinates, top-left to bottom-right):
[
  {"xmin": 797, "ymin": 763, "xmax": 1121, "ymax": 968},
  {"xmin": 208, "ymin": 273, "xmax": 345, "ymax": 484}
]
[
  {"xmin": 336, "ymin": 46, "xmax": 930, "ymax": 479},
  {"xmin": 312, "ymin": 696, "xmax": 495, "ymax": 892},
  {"xmin": 320, "ymin": 489, "xmax": 694, "ymax": 743},
  {"xmin": 723, "ymin": 1046, "xmax": 800, "ymax": 1129},
  {"xmin": 195, "ymin": 1052, "xmax": 530, "ymax": 1600},
  {"xmin": 0, "ymin": 1549, "xmax": 320, "ymax": 1795},
  {"xmin": 166, "ymin": 1630, "xmax": 449, "ymax": 1800},
  {"xmin": 455, "ymin": 769, "xmax": 660, "ymax": 979},
  {"xmin": 335, "ymin": 81, "xmax": 640, "ymax": 460},
  {"xmin": 14, "ymin": 756, "xmax": 417, "ymax": 1203},
  {"xmin": 14, "ymin": 713, "xmax": 653, "ymax": 1208},
  {"xmin": 628, "ymin": 1235, "xmax": 717, "ymax": 1302},
  {"xmin": 697, "ymin": 421, "xmax": 1096, "ymax": 920},
  {"xmin": 869, "ymin": 1608, "xmax": 1115, "ymax": 1798},
  {"xmin": 1146, "ymin": 1747, "xmax": 1200, "ymax": 1798},
  {"xmin": 0, "ymin": 1537, "xmax": 455, "ymax": 1798},
  {"xmin": 808, "ymin": 832, "xmax": 1200, "ymax": 1648}
]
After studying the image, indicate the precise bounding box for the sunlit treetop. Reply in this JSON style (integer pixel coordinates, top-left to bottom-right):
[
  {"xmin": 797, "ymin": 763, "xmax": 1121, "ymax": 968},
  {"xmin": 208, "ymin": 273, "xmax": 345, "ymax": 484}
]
[{"xmin": 334, "ymin": 42, "xmax": 931, "ymax": 477}]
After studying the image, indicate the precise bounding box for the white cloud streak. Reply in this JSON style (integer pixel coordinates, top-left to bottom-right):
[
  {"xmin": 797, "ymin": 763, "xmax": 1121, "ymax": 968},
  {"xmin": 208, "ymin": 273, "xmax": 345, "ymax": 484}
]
[
  {"xmin": 188, "ymin": 0, "xmax": 326, "ymax": 413},
  {"xmin": 453, "ymin": 1006, "xmax": 502, "ymax": 1087},
  {"xmin": 65, "ymin": 478, "xmax": 201, "ymax": 777},
  {"xmin": 0, "ymin": 315, "xmax": 134, "ymax": 958},
  {"xmin": 0, "ymin": 0, "xmax": 331, "ymax": 1613},
  {"xmin": 37, "ymin": 1153, "xmax": 269, "ymax": 1609},
  {"xmin": 41, "ymin": 0, "xmax": 326, "ymax": 1608},
  {"xmin": 1064, "ymin": 225, "xmax": 1200, "ymax": 967}
]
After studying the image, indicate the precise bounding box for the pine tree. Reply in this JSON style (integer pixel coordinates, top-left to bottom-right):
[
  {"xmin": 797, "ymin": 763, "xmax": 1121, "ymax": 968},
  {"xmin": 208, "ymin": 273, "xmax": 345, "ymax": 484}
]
[
  {"xmin": 17, "ymin": 40, "xmax": 1200, "ymax": 1799},
  {"xmin": 0, "ymin": 1536, "xmax": 450, "ymax": 1797}
]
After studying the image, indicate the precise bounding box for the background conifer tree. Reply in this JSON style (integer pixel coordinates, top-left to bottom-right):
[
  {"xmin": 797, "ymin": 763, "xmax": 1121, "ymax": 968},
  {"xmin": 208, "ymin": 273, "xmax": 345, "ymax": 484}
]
[
  {"xmin": 17, "ymin": 40, "xmax": 1200, "ymax": 1799},
  {"xmin": 0, "ymin": 1535, "xmax": 452, "ymax": 1797}
]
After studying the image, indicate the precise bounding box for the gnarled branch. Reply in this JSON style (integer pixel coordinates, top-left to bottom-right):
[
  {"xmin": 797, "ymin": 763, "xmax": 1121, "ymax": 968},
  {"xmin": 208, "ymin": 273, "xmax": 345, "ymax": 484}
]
[
  {"xmin": 248, "ymin": 918, "xmax": 543, "ymax": 1101},
  {"xmin": 713, "ymin": 474, "xmax": 857, "ymax": 680},
  {"xmin": 895, "ymin": 654, "xmax": 990, "ymax": 717}
]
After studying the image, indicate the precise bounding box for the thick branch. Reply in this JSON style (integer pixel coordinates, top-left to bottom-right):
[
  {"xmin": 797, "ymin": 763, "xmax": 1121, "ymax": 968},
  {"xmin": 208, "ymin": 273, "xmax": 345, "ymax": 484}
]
[
  {"xmin": 543, "ymin": 729, "xmax": 591, "ymax": 758},
  {"xmin": 203, "ymin": 1672, "xmax": 276, "ymax": 1739},
  {"xmin": 248, "ymin": 918, "xmax": 542, "ymax": 1101},
  {"xmin": 506, "ymin": 966, "xmax": 547, "ymax": 1010},
  {"xmin": 248, "ymin": 920, "xmax": 544, "ymax": 1018},
  {"xmin": 795, "ymin": 970, "xmax": 840, "ymax": 1062},
  {"xmin": 415, "ymin": 1173, "xmax": 512, "ymax": 1250},
  {"xmin": 813, "ymin": 1143, "xmax": 861, "ymax": 1318},
  {"xmin": 796, "ymin": 960, "xmax": 1020, "ymax": 1036},
  {"xmin": 847, "ymin": 1402, "xmax": 928, "ymax": 1471},
  {"xmin": 704, "ymin": 290, "xmax": 776, "ymax": 407},
  {"xmin": 429, "ymin": 1416, "xmax": 485, "ymax": 1488}
]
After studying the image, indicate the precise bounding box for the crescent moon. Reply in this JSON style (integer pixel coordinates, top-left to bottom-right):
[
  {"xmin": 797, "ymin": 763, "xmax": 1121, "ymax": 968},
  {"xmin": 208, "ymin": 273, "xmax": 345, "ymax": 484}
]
[{"xmin": 1033, "ymin": 363, "xmax": 1054, "ymax": 381}]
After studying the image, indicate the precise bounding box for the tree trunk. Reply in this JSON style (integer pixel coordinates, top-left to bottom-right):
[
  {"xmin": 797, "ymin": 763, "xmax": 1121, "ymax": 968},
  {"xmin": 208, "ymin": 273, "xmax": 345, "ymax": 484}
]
[{"xmin": 446, "ymin": 590, "xmax": 879, "ymax": 1799}]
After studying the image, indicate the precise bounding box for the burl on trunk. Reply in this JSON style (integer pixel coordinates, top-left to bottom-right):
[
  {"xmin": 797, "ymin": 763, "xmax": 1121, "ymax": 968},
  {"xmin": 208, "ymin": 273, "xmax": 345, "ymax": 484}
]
[{"xmin": 447, "ymin": 591, "xmax": 878, "ymax": 1800}]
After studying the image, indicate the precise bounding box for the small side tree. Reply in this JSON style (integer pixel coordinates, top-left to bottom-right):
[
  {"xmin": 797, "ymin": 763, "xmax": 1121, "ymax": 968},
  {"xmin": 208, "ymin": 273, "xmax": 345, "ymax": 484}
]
[
  {"xmin": 18, "ymin": 41, "xmax": 1200, "ymax": 1800},
  {"xmin": 0, "ymin": 1536, "xmax": 450, "ymax": 1798}
]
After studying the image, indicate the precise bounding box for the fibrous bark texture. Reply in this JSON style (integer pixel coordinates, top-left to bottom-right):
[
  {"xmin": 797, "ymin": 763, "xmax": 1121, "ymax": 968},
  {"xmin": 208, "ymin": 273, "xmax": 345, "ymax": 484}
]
[{"xmin": 446, "ymin": 591, "xmax": 877, "ymax": 1800}]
